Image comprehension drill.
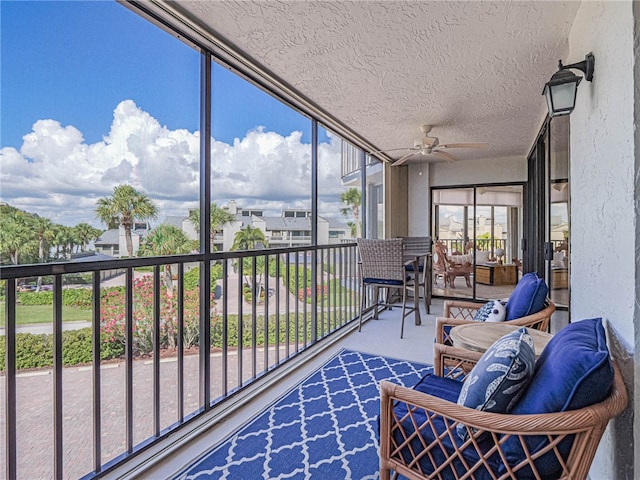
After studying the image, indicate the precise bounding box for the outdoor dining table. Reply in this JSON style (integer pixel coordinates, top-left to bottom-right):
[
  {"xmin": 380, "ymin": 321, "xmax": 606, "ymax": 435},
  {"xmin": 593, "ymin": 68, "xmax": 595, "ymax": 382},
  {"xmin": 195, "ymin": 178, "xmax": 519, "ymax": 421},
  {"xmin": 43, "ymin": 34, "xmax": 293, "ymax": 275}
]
[{"xmin": 450, "ymin": 322, "xmax": 553, "ymax": 357}]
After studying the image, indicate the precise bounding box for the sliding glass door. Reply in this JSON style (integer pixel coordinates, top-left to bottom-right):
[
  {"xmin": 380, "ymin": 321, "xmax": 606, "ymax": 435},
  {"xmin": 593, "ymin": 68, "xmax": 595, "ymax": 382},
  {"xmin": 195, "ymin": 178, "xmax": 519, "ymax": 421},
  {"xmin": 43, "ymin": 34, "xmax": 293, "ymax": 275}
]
[
  {"xmin": 525, "ymin": 116, "xmax": 569, "ymax": 309},
  {"xmin": 432, "ymin": 185, "xmax": 523, "ymax": 301},
  {"xmin": 548, "ymin": 116, "xmax": 570, "ymax": 307}
]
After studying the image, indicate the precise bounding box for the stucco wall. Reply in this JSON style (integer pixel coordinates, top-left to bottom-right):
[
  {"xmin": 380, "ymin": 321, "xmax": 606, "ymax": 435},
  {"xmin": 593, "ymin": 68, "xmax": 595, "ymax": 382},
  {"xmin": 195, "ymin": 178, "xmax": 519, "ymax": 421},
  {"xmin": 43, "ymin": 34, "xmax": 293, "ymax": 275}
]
[
  {"xmin": 429, "ymin": 155, "xmax": 527, "ymax": 186},
  {"xmin": 407, "ymin": 163, "xmax": 430, "ymax": 236},
  {"xmin": 567, "ymin": 1, "xmax": 636, "ymax": 478}
]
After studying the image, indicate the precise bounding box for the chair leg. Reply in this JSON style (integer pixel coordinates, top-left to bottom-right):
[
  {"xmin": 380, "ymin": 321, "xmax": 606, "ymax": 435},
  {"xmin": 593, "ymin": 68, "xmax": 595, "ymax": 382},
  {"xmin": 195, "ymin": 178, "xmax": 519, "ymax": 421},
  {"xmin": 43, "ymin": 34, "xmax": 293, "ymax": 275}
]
[
  {"xmin": 373, "ymin": 286, "xmax": 380, "ymax": 319},
  {"xmin": 358, "ymin": 283, "xmax": 366, "ymax": 332},
  {"xmin": 400, "ymin": 286, "xmax": 407, "ymax": 338},
  {"xmin": 422, "ymin": 281, "xmax": 430, "ymax": 314}
]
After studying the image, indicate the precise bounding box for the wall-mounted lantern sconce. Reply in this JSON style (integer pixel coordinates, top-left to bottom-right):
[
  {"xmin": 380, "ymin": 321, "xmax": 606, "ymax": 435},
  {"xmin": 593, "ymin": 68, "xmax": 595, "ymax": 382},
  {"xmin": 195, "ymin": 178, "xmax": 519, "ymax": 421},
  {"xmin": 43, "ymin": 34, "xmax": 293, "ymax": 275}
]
[{"xmin": 542, "ymin": 52, "xmax": 594, "ymax": 117}]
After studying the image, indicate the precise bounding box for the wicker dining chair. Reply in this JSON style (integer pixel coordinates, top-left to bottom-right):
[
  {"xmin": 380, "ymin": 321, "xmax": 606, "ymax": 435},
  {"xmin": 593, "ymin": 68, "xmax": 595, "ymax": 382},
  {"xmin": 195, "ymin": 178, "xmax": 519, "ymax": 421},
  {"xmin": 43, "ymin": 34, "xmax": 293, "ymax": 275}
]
[
  {"xmin": 400, "ymin": 236, "xmax": 432, "ymax": 314},
  {"xmin": 356, "ymin": 238, "xmax": 417, "ymax": 338}
]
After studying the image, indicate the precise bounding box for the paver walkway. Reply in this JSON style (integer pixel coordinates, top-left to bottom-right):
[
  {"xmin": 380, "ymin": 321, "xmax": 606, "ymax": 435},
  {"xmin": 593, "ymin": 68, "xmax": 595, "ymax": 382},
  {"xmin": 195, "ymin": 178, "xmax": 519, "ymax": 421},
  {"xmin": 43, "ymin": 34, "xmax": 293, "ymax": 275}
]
[{"xmin": 0, "ymin": 346, "xmax": 290, "ymax": 479}]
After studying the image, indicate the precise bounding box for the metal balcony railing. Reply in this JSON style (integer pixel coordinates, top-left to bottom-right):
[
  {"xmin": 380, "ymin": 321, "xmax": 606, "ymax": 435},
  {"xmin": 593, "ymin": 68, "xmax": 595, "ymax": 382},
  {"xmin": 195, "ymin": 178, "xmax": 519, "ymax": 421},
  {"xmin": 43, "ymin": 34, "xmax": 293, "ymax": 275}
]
[
  {"xmin": 0, "ymin": 243, "xmax": 359, "ymax": 479},
  {"xmin": 438, "ymin": 238, "xmax": 507, "ymax": 255}
]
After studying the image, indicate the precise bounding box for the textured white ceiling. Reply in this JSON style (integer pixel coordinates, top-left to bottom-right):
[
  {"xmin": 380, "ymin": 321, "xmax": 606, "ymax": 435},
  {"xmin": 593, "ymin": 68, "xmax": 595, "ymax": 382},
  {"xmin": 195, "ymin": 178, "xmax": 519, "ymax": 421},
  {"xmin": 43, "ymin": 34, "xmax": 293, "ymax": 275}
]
[{"xmin": 172, "ymin": 0, "xmax": 580, "ymax": 163}]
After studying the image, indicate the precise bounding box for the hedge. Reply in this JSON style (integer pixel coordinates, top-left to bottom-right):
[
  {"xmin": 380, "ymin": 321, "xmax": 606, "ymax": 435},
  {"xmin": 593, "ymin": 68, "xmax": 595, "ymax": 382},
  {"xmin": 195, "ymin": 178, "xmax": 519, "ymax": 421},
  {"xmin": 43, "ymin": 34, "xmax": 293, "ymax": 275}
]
[
  {"xmin": 17, "ymin": 288, "xmax": 120, "ymax": 309},
  {"xmin": 0, "ymin": 311, "xmax": 346, "ymax": 371},
  {"xmin": 0, "ymin": 328, "xmax": 124, "ymax": 370}
]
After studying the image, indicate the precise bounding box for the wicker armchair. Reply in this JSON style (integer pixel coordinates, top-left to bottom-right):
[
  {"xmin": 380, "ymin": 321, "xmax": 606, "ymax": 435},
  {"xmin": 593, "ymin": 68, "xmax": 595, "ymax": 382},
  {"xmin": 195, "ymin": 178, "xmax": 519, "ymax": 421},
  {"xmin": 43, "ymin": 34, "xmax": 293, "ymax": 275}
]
[
  {"xmin": 357, "ymin": 238, "xmax": 417, "ymax": 338},
  {"xmin": 379, "ymin": 343, "xmax": 628, "ymax": 480},
  {"xmin": 433, "ymin": 241, "xmax": 472, "ymax": 289},
  {"xmin": 435, "ymin": 300, "xmax": 556, "ymax": 347}
]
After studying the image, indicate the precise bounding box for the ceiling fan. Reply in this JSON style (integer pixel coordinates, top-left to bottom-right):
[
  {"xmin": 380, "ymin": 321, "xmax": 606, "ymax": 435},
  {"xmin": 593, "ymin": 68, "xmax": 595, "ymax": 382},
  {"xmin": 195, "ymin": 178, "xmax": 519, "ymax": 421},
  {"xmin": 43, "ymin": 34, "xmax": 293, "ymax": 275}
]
[{"xmin": 371, "ymin": 125, "xmax": 489, "ymax": 166}]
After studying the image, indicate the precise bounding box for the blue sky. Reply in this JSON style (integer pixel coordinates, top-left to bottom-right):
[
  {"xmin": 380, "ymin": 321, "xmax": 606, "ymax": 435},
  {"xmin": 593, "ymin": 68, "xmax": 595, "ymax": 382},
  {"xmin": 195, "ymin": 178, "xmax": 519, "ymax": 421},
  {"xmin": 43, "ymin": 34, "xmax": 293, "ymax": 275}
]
[
  {"xmin": 1, "ymin": 0, "xmax": 320, "ymax": 149},
  {"xmin": 1, "ymin": 1, "xmax": 341, "ymax": 228}
]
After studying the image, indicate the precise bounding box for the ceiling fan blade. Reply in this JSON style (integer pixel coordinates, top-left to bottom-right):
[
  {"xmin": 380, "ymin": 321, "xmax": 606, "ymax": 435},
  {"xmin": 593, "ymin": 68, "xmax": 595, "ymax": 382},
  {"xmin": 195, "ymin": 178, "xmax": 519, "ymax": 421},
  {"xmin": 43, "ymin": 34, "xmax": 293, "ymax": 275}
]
[
  {"xmin": 369, "ymin": 147, "xmax": 419, "ymax": 154},
  {"xmin": 439, "ymin": 142, "xmax": 490, "ymax": 149},
  {"xmin": 432, "ymin": 150, "xmax": 457, "ymax": 162},
  {"xmin": 392, "ymin": 152, "xmax": 416, "ymax": 166}
]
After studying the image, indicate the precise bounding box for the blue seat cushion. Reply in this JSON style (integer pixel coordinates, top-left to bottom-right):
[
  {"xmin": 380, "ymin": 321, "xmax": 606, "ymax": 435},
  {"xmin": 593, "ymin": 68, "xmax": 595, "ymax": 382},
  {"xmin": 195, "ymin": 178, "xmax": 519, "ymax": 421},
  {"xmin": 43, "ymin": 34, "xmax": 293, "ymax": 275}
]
[
  {"xmin": 456, "ymin": 327, "xmax": 535, "ymax": 440},
  {"xmin": 391, "ymin": 373, "xmax": 501, "ymax": 480},
  {"xmin": 505, "ymin": 272, "xmax": 548, "ymax": 320},
  {"xmin": 363, "ymin": 277, "xmax": 403, "ymax": 286},
  {"xmin": 501, "ymin": 318, "xmax": 614, "ymax": 478},
  {"xmin": 404, "ymin": 263, "xmax": 424, "ymax": 272}
]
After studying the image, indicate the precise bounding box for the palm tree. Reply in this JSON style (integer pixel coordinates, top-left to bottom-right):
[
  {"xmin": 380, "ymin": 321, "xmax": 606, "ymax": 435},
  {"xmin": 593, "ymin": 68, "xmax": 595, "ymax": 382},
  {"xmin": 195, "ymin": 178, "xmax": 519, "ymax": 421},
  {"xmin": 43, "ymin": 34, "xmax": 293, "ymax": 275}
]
[
  {"xmin": 139, "ymin": 224, "xmax": 191, "ymax": 295},
  {"xmin": 231, "ymin": 225, "xmax": 267, "ymax": 251},
  {"xmin": 188, "ymin": 202, "xmax": 235, "ymax": 250},
  {"xmin": 0, "ymin": 211, "xmax": 37, "ymax": 264},
  {"xmin": 340, "ymin": 188, "xmax": 362, "ymax": 238},
  {"xmin": 347, "ymin": 221, "xmax": 357, "ymax": 238},
  {"xmin": 31, "ymin": 216, "xmax": 56, "ymax": 290},
  {"xmin": 52, "ymin": 224, "xmax": 70, "ymax": 260},
  {"xmin": 53, "ymin": 225, "xmax": 77, "ymax": 260},
  {"xmin": 74, "ymin": 223, "xmax": 102, "ymax": 252},
  {"xmin": 95, "ymin": 185, "xmax": 158, "ymax": 257},
  {"xmin": 231, "ymin": 226, "xmax": 268, "ymax": 299},
  {"xmin": 32, "ymin": 217, "xmax": 55, "ymax": 263}
]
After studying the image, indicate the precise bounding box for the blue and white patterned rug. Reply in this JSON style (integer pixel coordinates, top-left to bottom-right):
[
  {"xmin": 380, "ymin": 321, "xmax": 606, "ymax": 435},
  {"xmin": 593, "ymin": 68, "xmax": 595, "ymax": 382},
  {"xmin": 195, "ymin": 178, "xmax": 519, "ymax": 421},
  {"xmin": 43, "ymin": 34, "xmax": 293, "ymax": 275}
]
[{"xmin": 174, "ymin": 349, "xmax": 432, "ymax": 480}]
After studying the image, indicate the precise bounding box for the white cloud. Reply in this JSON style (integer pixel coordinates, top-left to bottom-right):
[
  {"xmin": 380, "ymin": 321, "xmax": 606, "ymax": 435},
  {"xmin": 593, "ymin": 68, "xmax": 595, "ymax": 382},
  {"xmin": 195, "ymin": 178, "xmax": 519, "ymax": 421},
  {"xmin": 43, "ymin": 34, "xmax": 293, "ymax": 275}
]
[{"xmin": 0, "ymin": 100, "xmax": 349, "ymax": 228}]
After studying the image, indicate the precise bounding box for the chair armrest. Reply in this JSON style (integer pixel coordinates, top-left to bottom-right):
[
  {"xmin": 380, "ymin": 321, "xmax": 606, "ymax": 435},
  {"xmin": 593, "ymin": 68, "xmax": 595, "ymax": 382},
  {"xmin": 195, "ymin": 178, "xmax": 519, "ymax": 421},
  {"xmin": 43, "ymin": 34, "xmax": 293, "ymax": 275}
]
[
  {"xmin": 505, "ymin": 301, "xmax": 556, "ymax": 332},
  {"xmin": 434, "ymin": 342, "xmax": 482, "ymax": 379},
  {"xmin": 443, "ymin": 299, "xmax": 484, "ymax": 319},
  {"xmin": 440, "ymin": 300, "xmax": 556, "ymax": 339},
  {"xmin": 435, "ymin": 316, "xmax": 479, "ymax": 344}
]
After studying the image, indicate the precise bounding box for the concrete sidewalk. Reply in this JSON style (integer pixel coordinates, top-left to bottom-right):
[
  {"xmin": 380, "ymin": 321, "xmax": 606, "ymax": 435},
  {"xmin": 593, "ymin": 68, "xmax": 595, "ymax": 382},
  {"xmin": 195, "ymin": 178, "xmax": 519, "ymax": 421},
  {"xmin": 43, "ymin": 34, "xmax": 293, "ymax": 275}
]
[{"xmin": 0, "ymin": 321, "xmax": 92, "ymax": 336}]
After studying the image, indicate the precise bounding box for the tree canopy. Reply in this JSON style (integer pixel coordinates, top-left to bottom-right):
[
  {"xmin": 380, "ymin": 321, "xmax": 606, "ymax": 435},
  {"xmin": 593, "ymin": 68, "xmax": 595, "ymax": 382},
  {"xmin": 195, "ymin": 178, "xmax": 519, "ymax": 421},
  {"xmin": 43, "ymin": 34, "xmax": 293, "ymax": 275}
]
[
  {"xmin": 0, "ymin": 204, "xmax": 103, "ymax": 265},
  {"xmin": 231, "ymin": 225, "xmax": 268, "ymax": 251},
  {"xmin": 340, "ymin": 188, "xmax": 362, "ymax": 238},
  {"xmin": 95, "ymin": 184, "xmax": 157, "ymax": 257}
]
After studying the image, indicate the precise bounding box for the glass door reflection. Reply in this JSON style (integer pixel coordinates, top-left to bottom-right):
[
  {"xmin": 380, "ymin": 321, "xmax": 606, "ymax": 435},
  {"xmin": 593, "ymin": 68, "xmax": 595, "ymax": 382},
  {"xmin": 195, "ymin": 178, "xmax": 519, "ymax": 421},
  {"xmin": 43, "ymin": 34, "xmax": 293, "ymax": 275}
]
[{"xmin": 432, "ymin": 185, "xmax": 523, "ymax": 301}]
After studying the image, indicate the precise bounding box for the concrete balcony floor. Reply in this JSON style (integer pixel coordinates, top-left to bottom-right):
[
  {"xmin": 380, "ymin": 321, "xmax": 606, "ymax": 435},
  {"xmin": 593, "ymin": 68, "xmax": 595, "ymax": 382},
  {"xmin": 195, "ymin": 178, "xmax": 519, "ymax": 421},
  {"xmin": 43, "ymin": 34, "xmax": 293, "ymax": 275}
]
[{"xmin": 132, "ymin": 298, "xmax": 568, "ymax": 479}]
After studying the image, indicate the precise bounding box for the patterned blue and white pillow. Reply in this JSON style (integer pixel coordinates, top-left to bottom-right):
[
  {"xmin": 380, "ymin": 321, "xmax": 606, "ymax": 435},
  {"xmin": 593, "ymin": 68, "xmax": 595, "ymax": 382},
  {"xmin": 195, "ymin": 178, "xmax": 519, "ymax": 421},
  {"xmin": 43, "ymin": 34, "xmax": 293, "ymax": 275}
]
[
  {"xmin": 456, "ymin": 327, "xmax": 535, "ymax": 440},
  {"xmin": 473, "ymin": 300, "xmax": 507, "ymax": 322}
]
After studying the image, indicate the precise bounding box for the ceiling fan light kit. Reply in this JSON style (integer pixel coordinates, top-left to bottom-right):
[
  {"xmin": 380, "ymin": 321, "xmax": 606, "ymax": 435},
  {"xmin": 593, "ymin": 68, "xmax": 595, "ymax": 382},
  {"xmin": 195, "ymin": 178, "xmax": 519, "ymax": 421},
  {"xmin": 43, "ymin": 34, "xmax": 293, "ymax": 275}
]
[{"xmin": 370, "ymin": 124, "xmax": 489, "ymax": 166}]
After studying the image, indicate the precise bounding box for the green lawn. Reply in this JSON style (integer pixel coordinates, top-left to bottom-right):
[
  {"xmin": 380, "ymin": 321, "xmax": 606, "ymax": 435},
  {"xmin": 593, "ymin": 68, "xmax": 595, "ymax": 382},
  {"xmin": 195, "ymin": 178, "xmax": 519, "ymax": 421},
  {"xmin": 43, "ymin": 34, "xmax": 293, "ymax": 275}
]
[{"xmin": 0, "ymin": 303, "xmax": 91, "ymax": 326}]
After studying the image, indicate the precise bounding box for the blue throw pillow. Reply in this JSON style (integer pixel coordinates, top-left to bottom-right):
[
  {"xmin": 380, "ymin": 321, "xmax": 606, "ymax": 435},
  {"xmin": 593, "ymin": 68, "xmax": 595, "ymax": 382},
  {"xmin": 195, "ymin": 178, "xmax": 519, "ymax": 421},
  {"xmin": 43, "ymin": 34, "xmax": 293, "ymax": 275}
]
[
  {"xmin": 506, "ymin": 272, "xmax": 548, "ymax": 320},
  {"xmin": 473, "ymin": 300, "xmax": 506, "ymax": 322},
  {"xmin": 456, "ymin": 327, "xmax": 535, "ymax": 440},
  {"xmin": 502, "ymin": 318, "xmax": 614, "ymax": 477}
]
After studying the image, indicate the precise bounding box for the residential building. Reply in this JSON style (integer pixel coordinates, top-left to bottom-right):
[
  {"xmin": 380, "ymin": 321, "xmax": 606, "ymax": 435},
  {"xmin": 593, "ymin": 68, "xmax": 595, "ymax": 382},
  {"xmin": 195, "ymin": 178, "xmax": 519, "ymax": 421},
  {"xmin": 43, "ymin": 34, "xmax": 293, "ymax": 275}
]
[
  {"xmin": 163, "ymin": 203, "xmax": 352, "ymax": 251},
  {"xmin": 94, "ymin": 222, "xmax": 152, "ymax": 258}
]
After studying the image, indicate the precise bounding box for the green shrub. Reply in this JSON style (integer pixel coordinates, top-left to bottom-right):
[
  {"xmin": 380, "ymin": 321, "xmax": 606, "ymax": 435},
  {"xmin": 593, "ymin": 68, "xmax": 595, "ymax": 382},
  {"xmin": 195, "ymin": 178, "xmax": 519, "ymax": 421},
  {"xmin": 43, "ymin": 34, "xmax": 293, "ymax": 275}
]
[
  {"xmin": 17, "ymin": 289, "xmax": 93, "ymax": 309},
  {"xmin": 62, "ymin": 329, "xmax": 93, "ymax": 365},
  {"xmin": 183, "ymin": 268, "xmax": 200, "ymax": 291},
  {"xmin": 18, "ymin": 291, "xmax": 53, "ymax": 305},
  {"xmin": 14, "ymin": 333, "xmax": 53, "ymax": 369},
  {"xmin": 183, "ymin": 265, "xmax": 223, "ymax": 291},
  {"xmin": 0, "ymin": 327, "xmax": 128, "ymax": 371},
  {"xmin": 100, "ymin": 331, "xmax": 125, "ymax": 359},
  {"xmin": 62, "ymin": 289, "xmax": 93, "ymax": 309}
]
